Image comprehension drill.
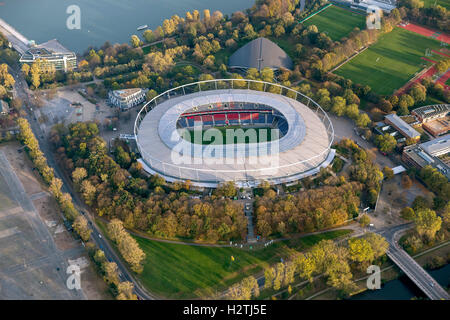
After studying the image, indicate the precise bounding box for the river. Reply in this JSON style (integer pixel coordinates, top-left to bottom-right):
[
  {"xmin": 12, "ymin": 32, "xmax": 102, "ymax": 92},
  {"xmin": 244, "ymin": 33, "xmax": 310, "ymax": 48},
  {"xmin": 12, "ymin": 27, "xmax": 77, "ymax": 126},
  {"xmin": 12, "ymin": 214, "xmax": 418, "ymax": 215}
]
[
  {"xmin": 0, "ymin": 0, "xmax": 254, "ymax": 53},
  {"xmin": 351, "ymin": 264, "xmax": 450, "ymax": 300}
]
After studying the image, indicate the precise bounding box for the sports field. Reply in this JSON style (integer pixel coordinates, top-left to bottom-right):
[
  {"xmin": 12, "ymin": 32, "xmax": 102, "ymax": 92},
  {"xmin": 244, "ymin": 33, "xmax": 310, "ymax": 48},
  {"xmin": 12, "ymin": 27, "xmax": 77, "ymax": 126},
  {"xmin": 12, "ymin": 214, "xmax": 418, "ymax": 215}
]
[
  {"xmin": 180, "ymin": 126, "xmax": 278, "ymax": 145},
  {"xmin": 334, "ymin": 27, "xmax": 443, "ymax": 95},
  {"xmin": 302, "ymin": 5, "xmax": 367, "ymax": 41},
  {"xmin": 134, "ymin": 229, "xmax": 353, "ymax": 299}
]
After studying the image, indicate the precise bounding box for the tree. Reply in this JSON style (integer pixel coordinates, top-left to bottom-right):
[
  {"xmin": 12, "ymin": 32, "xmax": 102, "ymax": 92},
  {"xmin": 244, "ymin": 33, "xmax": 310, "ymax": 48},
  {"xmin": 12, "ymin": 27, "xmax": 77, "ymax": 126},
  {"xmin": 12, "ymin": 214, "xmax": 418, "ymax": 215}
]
[
  {"xmin": 359, "ymin": 215, "xmax": 370, "ymax": 228},
  {"xmin": 294, "ymin": 253, "xmax": 316, "ymax": 283},
  {"xmin": 379, "ymin": 99, "xmax": 393, "ymax": 113},
  {"xmin": 348, "ymin": 238, "xmax": 375, "ymax": 267},
  {"xmin": 130, "ymin": 35, "xmax": 141, "ymax": 48},
  {"xmin": 400, "ymin": 207, "xmax": 415, "ymax": 220},
  {"xmin": 72, "ymin": 167, "xmax": 87, "ymax": 186},
  {"xmin": 264, "ymin": 267, "xmax": 275, "ymax": 289},
  {"xmin": 30, "ymin": 62, "xmax": 41, "ymax": 89},
  {"xmin": 103, "ymin": 262, "xmax": 120, "ymax": 286},
  {"xmin": 414, "ymin": 208, "xmax": 442, "ymax": 242},
  {"xmin": 364, "ymin": 232, "xmax": 388, "ymax": 259},
  {"xmin": 356, "ymin": 113, "xmax": 371, "ymax": 128},
  {"xmin": 401, "ymin": 174, "xmax": 412, "ymax": 189},
  {"xmin": 331, "ymin": 96, "xmax": 347, "ymax": 116},
  {"xmin": 73, "ymin": 215, "xmax": 92, "ymax": 242},
  {"xmin": 345, "ymin": 104, "xmax": 359, "ymax": 120},
  {"xmin": 117, "ymin": 281, "xmax": 137, "ymax": 300},
  {"xmin": 435, "ymin": 59, "xmax": 449, "ymax": 74},
  {"xmin": 143, "ymin": 29, "xmax": 155, "ymax": 43},
  {"xmin": 273, "ymin": 263, "xmax": 285, "ymax": 290},
  {"xmin": 383, "ymin": 166, "xmax": 394, "ymax": 180},
  {"xmin": 375, "ymin": 133, "xmax": 396, "ymax": 153}
]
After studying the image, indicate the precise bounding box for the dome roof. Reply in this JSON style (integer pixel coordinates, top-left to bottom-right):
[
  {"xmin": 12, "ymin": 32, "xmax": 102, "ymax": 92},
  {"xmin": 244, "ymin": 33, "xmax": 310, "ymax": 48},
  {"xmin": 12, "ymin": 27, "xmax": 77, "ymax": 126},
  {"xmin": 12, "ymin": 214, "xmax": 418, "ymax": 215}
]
[{"xmin": 228, "ymin": 37, "xmax": 293, "ymax": 71}]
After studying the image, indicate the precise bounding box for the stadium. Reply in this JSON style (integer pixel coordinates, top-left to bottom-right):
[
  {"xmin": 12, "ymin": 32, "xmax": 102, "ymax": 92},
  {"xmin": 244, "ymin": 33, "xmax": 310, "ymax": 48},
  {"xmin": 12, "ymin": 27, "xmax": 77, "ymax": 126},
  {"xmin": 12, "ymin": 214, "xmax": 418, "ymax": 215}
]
[{"xmin": 134, "ymin": 79, "xmax": 335, "ymax": 188}]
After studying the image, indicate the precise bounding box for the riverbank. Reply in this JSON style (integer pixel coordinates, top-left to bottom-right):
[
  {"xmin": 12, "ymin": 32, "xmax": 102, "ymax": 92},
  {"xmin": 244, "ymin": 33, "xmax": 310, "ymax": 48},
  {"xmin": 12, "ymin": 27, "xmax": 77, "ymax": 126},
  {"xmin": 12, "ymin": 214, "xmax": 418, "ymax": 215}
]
[
  {"xmin": 310, "ymin": 241, "xmax": 450, "ymax": 300},
  {"xmin": 0, "ymin": 0, "xmax": 254, "ymax": 53}
]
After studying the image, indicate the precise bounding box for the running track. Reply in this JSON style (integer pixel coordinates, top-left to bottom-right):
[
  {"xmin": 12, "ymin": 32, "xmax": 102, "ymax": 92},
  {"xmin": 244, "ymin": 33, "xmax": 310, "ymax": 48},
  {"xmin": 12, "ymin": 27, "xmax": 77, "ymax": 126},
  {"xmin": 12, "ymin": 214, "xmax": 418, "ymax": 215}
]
[{"xmin": 398, "ymin": 23, "xmax": 450, "ymax": 44}]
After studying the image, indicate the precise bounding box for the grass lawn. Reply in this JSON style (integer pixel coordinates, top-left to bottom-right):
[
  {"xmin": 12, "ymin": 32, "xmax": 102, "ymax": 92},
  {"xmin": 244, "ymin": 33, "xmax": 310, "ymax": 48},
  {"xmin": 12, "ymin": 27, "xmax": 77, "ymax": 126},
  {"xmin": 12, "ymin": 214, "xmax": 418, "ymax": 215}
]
[
  {"xmin": 334, "ymin": 27, "xmax": 442, "ymax": 95},
  {"xmin": 422, "ymin": 0, "xmax": 450, "ymax": 9},
  {"xmin": 180, "ymin": 126, "xmax": 278, "ymax": 145},
  {"xmin": 302, "ymin": 5, "xmax": 367, "ymax": 41},
  {"xmin": 134, "ymin": 229, "xmax": 353, "ymax": 299}
]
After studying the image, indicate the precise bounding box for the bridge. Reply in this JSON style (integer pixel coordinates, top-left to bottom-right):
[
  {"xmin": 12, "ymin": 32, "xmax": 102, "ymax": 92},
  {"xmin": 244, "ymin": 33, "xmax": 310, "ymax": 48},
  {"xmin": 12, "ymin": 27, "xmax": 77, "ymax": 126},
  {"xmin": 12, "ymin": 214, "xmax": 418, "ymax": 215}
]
[
  {"xmin": 0, "ymin": 18, "xmax": 29, "ymax": 54},
  {"xmin": 380, "ymin": 224, "xmax": 450, "ymax": 300}
]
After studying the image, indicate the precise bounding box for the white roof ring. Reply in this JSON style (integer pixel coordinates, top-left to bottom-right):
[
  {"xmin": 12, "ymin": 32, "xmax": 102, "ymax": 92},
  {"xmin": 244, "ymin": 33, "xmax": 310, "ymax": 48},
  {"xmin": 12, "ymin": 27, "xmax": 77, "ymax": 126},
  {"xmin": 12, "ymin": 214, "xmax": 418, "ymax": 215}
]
[{"xmin": 134, "ymin": 79, "xmax": 335, "ymax": 188}]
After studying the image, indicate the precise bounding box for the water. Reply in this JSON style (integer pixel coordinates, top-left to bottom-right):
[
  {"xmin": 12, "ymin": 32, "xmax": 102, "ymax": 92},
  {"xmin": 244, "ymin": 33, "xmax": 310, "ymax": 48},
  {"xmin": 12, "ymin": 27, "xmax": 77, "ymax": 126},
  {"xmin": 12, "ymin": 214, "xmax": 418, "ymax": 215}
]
[
  {"xmin": 351, "ymin": 264, "xmax": 450, "ymax": 300},
  {"xmin": 0, "ymin": 0, "xmax": 254, "ymax": 53}
]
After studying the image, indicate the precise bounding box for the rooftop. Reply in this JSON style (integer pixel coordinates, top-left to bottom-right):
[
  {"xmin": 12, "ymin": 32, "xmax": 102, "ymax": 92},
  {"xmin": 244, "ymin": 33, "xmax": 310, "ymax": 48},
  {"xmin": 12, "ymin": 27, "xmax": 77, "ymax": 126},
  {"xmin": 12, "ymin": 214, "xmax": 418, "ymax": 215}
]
[
  {"xmin": 420, "ymin": 134, "xmax": 450, "ymax": 156},
  {"xmin": 111, "ymin": 88, "xmax": 144, "ymax": 99},
  {"xmin": 412, "ymin": 104, "xmax": 449, "ymax": 119},
  {"xmin": 385, "ymin": 113, "xmax": 421, "ymax": 139},
  {"xmin": 228, "ymin": 37, "xmax": 293, "ymax": 71}
]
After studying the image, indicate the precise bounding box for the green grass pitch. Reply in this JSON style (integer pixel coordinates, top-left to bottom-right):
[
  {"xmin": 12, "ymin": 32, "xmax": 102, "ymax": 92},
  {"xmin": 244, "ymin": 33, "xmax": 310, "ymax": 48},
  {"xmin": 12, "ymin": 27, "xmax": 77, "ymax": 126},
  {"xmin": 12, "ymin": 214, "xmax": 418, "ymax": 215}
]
[
  {"xmin": 334, "ymin": 27, "xmax": 443, "ymax": 95},
  {"xmin": 302, "ymin": 5, "xmax": 367, "ymax": 41}
]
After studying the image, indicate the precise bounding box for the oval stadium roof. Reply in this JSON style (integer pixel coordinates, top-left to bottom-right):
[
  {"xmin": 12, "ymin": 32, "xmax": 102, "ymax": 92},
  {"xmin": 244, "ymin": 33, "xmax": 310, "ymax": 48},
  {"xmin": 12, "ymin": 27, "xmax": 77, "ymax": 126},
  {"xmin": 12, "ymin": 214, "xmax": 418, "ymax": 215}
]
[{"xmin": 228, "ymin": 37, "xmax": 293, "ymax": 71}]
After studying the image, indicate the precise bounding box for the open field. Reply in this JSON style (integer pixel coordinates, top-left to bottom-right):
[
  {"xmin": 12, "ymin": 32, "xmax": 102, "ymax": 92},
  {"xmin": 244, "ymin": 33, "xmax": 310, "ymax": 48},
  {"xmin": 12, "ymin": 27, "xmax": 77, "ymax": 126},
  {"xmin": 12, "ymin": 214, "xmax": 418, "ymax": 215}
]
[
  {"xmin": 132, "ymin": 229, "xmax": 353, "ymax": 299},
  {"xmin": 0, "ymin": 143, "xmax": 110, "ymax": 300},
  {"xmin": 335, "ymin": 27, "xmax": 443, "ymax": 95},
  {"xmin": 302, "ymin": 5, "xmax": 367, "ymax": 41}
]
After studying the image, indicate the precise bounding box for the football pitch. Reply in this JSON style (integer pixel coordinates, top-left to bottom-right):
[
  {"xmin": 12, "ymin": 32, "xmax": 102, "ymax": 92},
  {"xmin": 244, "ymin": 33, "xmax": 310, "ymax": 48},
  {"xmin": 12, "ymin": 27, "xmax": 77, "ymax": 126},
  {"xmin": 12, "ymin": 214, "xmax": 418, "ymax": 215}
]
[
  {"xmin": 334, "ymin": 27, "xmax": 443, "ymax": 95},
  {"xmin": 302, "ymin": 5, "xmax": 367, "ymax": 41}
]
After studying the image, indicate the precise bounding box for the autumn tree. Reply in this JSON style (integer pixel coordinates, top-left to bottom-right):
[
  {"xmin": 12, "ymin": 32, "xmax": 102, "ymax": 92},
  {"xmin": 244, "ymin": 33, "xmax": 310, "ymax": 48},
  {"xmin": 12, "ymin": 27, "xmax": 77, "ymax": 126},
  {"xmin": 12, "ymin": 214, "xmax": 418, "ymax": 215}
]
[
  {"xmin": 414, "ymin": 208, "xmax": 442, "ymax": 242},
  {"xmin": 73, "ymin": 215, "xmax": 92, "ymax": 242},
  {"xmin": 117, "ymin": 281, "xmax": 138, "ymax": 300}
]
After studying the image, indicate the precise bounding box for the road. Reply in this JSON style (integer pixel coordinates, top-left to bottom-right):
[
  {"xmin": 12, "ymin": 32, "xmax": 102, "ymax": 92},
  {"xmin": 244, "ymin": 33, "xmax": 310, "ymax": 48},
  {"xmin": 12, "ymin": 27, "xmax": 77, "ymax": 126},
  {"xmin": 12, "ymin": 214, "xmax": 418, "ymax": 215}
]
[
  {"xmin": 0, "ymin": 18, "xmax": 28, "ymax": 54},
  {"xmin": 380, "ymin": 225, "xmax": 450, "ymax": 300},
  {"xmin": 11, "ymin": 67, "xmax": 157, "ymax": 300}
]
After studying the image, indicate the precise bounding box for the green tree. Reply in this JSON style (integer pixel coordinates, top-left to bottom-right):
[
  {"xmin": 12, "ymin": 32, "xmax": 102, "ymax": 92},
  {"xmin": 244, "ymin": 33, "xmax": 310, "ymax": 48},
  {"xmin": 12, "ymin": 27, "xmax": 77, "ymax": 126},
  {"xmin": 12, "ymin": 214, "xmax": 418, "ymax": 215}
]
[
  {"xmin": 414, "ymin": 208, "xmax": 442, "ymax": 242},
  {"xmin": 375, "ymin": 133, "xmax": 396, "ymax": 153}
]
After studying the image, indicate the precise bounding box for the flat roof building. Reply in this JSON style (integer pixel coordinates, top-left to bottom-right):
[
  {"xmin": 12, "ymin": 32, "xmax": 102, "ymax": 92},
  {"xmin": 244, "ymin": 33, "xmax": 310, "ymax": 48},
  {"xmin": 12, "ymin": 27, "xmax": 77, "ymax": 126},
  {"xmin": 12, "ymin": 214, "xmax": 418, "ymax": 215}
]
[
  {"xmin": 19, "ymin": 39, "xmax": 77, "ymax": 72},
  {"xmin": 420, "ymin": 134, "xmax": 450, "ymax": 157},
  {"xmin": 412, "ymin": 104, "xmax": 449, "ymax": 123},
  {"xmin": 385, "ymin": 113, "xmax": 421, "ymax": 141},
  {"xmin": 402, "ymin": 144, "xmax": 450, "ymax": 179},
  {"xmin": 108, "ymin": 88, "xmax": 148, "ymax": 111}
]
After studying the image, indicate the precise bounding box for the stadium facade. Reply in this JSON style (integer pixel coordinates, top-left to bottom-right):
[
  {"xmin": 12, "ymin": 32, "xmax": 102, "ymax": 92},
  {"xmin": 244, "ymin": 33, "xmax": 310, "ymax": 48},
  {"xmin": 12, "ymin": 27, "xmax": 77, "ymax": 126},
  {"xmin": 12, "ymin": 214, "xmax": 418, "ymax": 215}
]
[{"xmin": 134, "ymin": 79, "xmax": 335, "ymax": 188}]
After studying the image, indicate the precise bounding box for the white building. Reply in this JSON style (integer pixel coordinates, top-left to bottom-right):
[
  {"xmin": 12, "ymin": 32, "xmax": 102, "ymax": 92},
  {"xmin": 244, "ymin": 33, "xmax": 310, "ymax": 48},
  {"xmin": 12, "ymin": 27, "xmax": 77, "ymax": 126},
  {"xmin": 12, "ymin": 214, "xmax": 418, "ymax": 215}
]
[
  {"xmin": 19, "ymin": 39, "xmax": 77, "ymax": 72},
  {"xmin": 420, "ymin": 134, "xmax": 450, "ymax": 157},
  {"xmin": 108, "ymin": 88, "xmax": 149, "ymax": 111}
]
